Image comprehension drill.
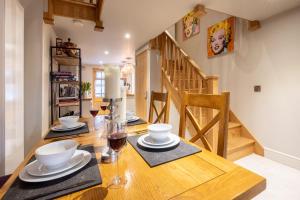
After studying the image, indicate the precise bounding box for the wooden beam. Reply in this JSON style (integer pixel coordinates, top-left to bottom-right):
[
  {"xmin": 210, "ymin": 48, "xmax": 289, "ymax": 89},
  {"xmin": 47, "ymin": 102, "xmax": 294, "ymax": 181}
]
[
  {"xmin": 43, "ymin": 0, "xmax": 105, "ymax": 31},
  {"xmin": 94, "ymin": 0, "xmax": 104, "ymax": 31},
  {"xmin": 248, "ymin": 20, "xmax": 261, "ymax": 31},
  {"xmin": 193, "ymin": 4, "xmax": 206, "ymax": 17},
  {"xmin": 53, "ymin": 0, "xmax": 96, "ymax": 21},
  {"xmin": 43, "ymin": 0, "xmax": 54, "ymax": 25}
]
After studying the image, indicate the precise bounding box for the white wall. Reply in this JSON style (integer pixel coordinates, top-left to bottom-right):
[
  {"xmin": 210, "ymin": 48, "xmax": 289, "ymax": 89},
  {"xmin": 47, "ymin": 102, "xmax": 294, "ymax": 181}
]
[
  {"xmin": 0, "ymin": 0, "xmax": 5, "ymax": 176},
  {"xmin": 175, "ymin": 7, "xmax": 300, "ymax": 169},
  {"xmin": 150, "ymin": 50, "xmax": 161, "ymax": 93},
  {"xmin": 23, "ymin": 0, "xmax": 56, "ymax": 154},
  {"xmin": 23, "ymin": 0, "xmax": 43, "ymax": 154},
  {"xmin": 42, "ymin": 24, "xmax": 57, "ymax": 136}
]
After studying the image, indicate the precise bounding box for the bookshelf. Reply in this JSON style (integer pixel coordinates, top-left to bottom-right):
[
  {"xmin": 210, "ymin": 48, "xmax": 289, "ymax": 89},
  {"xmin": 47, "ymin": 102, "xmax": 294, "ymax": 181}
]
[{"xmin": 50, "ymin": 46, "xmax": 82, "ymax": 124}]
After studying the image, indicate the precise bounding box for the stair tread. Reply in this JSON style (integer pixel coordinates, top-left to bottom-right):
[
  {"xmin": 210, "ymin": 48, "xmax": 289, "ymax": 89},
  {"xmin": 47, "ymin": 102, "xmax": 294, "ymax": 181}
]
[
  {"xmin": 228, "ymin": 122, "xmax": 242, "ymax": 129},
  {"xmin": 228, "ymin": 136, "xmax": 255, "ymax": 152}
]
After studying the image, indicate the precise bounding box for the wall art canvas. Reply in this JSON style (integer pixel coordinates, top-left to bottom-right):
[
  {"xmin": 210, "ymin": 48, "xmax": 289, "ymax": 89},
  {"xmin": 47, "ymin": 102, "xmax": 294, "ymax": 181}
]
[
  {"xmin": 207, "ymin": 17, "xmax": 235, "ymax": 57},
  {"xmin": 182, "ymin": 10, "xmax": 200, "ymax": 40}
]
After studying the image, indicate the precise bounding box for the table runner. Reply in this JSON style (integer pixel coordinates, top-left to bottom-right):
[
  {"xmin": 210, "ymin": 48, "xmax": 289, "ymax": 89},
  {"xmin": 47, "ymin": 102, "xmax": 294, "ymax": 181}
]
[
  {"xmin": 127, "ymin": 134, "xmax": 201, "ymax": 167},
  {"xmin": 3, "ymin": 145, "xmax": 101, "ymax": 200}
]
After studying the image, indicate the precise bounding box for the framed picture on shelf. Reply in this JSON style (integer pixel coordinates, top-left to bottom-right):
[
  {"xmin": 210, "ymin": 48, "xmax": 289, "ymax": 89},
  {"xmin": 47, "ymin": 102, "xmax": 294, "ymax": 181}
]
[
  {"xmin": 56, "ymin": 38, "xmax": 63, "ymax": 55},
  {"xmin": 59, "ymin": 84, "xmax": 77, "ymax": 98}
]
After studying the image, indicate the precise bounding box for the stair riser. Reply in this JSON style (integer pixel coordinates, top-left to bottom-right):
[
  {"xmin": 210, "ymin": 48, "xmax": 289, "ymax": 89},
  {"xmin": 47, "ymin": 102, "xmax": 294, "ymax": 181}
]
[
  {"xmin": 228, "ymin": 127, "xmax": 241, "ymax": 137},
  {"xmin": 227, "ymin": 145, "xmax": 254, "ymax": 161}
]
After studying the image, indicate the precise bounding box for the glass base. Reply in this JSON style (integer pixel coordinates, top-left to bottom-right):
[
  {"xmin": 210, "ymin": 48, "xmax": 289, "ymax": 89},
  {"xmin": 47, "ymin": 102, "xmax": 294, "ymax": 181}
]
[{"xmin": 108, "ymin": 176, "xmax": 127, "ymax": 189}]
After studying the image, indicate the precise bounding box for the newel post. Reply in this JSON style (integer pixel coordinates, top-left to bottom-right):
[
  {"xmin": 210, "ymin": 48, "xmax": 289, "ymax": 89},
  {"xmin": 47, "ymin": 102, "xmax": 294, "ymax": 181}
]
[{"xmin": 205, "ymin": 76, "xmax": 219, "ymax": 153}]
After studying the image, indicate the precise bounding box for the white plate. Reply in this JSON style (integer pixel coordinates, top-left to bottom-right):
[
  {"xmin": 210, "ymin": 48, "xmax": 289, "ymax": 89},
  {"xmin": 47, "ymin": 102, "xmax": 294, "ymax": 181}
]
[
  {"xmin": 127, "ymin": 116, "xmax": 140, "ymax": 123},
  {"xmin": 137, "ymin": 133, "xmax": 180, "ymax": 149},
  {"xmin": 51, "ymin": 122, "xmax": 85, "ymax": 132},
  {"xmin": 19, "ymin": 150, "xmax": 91, "ymax": 183},
  {"xmin": 141, "ymin": 133, "xmax": 174, "ymax": 146},
  {"xmin": 26, "ymin": 150, "xmax": 84, "ymax": 177}
]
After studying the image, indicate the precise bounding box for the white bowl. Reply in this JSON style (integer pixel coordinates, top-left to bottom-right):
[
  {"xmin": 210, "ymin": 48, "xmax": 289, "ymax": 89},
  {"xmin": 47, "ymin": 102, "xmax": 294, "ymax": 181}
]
[
  {"xmin": 35, "ymin": 140, "xmax": 78, "ymax": 170},
  {"xmin": 147, "ymin": 123, "xmax": 172, "ymax": 142},
  {"xmin": 59, "ymin": 116, "xmax": 79, "ymax": 128}
]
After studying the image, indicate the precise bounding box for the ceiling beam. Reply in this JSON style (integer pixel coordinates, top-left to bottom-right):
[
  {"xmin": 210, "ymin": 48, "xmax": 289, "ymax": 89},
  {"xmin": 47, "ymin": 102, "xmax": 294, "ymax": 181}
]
[
  {"xmin": 94, "ymin": 0, "xmax": 104, "ymax": 31},
  {"xmin": 248, "ymin": 20, "xmax": 261, "ymax": 31},
  {"xmin": 193, "ymin": 4, "xmax": 207, "ymax": 17}
]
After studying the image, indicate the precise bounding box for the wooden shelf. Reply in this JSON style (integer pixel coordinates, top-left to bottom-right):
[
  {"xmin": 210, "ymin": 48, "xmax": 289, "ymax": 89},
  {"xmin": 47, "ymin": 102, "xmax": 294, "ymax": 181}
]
[
  {"xmin": 52, "ymin": 80, "xmax": 79, "ymax": 84},
  {"xmin": 53, "ymin": 55, "xmax": 80, "ymax": 66},
  {"xmin": 56, "ymin": 101, "xmax": 80, "ymax": 107},
  {"xmin": 82, "ymin": 98, "xmax": 92, "ymax": 101},
  {"xmin": 50, "ymin": 46, "xmax": 82, "ymax": 124}
]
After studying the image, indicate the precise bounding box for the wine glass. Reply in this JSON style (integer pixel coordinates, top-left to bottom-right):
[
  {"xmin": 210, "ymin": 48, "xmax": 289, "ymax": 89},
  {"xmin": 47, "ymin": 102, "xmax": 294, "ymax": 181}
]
[
  {"xmin": 100, "ymin": 103, "xmax": 107, "ymax": 112},
  {"xmin": 107, "ymin": 122, "xmax": 127, "ymax": 188},
  {"xmin": 89, "ymin": 105, "xmax": 99, "ymax": 131}
]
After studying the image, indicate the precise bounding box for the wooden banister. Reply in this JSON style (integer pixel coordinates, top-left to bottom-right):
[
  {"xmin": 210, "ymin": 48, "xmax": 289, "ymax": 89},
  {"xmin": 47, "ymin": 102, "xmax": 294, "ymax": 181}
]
[{"xmin": 151, "ymin": 30, "xmax": 221, "ymax": 152}]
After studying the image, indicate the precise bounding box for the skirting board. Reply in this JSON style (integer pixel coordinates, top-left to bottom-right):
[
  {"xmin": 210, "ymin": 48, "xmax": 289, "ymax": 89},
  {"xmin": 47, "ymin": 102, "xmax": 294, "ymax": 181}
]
[{"xmin": 264, "ymin": 147, "xmax": 300, "ymax": 170}]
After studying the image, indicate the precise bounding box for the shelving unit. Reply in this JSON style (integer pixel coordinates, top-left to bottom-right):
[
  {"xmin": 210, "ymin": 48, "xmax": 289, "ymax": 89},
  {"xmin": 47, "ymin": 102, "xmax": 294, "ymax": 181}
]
[{"xmin": 50, "ymin": 46, "xmax": 82, "ymax": 124}]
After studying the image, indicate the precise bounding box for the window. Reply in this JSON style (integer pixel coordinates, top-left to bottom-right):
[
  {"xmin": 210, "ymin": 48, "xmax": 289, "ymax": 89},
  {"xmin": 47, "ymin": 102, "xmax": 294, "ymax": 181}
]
[{"xmin": 94, "ymin": 70, "xmax": 105, "ymax": 98}]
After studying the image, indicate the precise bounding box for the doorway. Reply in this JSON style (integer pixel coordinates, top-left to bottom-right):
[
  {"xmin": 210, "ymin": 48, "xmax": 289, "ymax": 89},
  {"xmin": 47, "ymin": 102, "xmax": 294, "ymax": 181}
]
[{"xmin": 135, "ymin": 50, "xmax": 149, "ymax": 120}]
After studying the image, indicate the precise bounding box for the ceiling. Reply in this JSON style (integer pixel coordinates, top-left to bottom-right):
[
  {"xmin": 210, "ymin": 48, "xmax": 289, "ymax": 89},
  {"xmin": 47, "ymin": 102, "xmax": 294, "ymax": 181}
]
[{"xmin": 53, "ymin": 0, "xmax": 300, "ymax": 65}]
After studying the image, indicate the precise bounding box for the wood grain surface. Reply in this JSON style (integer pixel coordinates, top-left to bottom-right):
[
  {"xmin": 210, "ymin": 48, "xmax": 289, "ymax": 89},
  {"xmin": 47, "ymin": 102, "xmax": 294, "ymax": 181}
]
[{"xmin": 0, "ymin": 118, "xmax": 265, "ymax": 200}]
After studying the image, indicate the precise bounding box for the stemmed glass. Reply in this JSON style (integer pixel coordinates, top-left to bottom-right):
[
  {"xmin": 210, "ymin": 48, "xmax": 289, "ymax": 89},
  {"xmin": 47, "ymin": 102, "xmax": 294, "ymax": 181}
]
[
  {"xmin": 89, "ymin": 105, "xmax": 99, "ymax": 131},
  {"xmin": 107, "ymin": 122, "xmax": 127, "ymax": 188},
  {"xmin": 100, "ymin": 103, "xmax": 107, "ymax": 112}
]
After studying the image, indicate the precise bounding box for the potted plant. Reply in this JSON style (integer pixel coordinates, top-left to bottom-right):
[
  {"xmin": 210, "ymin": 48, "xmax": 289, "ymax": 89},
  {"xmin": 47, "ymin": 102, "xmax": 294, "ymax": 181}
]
[{"xmin": 81, "ymin": 82, "xmax": 91, "ymax": 99}]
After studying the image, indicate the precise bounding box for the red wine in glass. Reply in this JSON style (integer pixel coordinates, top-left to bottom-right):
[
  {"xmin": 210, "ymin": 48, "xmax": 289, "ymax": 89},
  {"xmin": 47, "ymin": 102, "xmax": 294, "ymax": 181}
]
[
  {"xmin": 100, "ymin": 105, "xmax": 107, "ymax": 111},
  {"xmin": 90, "ymin": 109, "xmax": 99, "ymax": 117},
  {"xmin": 108, "ymin": 132, "xmax": 127, "ymax": 152}
]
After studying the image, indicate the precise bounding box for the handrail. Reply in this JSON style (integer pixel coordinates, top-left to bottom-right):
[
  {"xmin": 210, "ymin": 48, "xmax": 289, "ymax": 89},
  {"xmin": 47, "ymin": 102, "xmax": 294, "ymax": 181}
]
[
  {"xmin": 164, "ymin": 31, "xmax": 207, "ymax": 79},
  {"xmin": 150, "ymin": 31, "xmax": 207, "ymax": 80}
]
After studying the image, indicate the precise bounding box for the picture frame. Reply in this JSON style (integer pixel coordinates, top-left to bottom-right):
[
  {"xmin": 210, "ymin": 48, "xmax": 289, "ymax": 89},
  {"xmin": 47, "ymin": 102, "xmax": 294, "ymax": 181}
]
[
  {"xmin": 59, "ymin": 84, "xmax": 77, "ymax": 98},
  {"xmin": 56, "ymin": 38, "xmax": 63, "ymax": 55},
  {"xmin": 207, "ymin": 17, "xmax": 235, "ymax": 58},
  {"xmin": 182, "ymin": 10, "xmax": 200, "ymax": 40}
]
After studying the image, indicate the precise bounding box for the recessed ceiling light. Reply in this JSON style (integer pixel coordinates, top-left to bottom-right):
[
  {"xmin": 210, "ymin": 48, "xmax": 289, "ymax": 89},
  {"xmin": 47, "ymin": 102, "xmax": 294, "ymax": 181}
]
[
  {"xmin": 99, "ymin": 60, "xmax": 103, "ymax": 64},
  {"xmin": 104, "ymin": 51, "xmax": 109, "ymax": 55},
  {"xmin": 124, "ymin": 33, "xmax": 131, "ymax": 39}
]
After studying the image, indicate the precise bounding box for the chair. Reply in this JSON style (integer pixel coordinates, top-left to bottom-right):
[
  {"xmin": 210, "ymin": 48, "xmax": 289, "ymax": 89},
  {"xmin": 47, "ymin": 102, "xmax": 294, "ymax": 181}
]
[
  {"xmin": 148, "ymin": 91, "xmax": 170, "ymax": 124},
  {"xmin": 179, "ymin": 92, "xmax": 230, "ymax": 158},
  {"xmin": 0, "ymin": 175, "xmax": 11, "ymax": 188}
]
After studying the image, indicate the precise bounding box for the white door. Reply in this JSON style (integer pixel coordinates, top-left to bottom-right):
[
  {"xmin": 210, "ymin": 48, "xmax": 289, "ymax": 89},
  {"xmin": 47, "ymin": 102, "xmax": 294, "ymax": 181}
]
[{"xmin": 4, "ymin": 0, "xmax": 24, "ymax": 174}]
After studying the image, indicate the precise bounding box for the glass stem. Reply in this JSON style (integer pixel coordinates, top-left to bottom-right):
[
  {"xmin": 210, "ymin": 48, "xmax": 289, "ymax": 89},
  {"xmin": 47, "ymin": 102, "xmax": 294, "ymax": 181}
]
[{"xmin": 116, "ymin": 152, "xmax": 119, "ymax": 178}]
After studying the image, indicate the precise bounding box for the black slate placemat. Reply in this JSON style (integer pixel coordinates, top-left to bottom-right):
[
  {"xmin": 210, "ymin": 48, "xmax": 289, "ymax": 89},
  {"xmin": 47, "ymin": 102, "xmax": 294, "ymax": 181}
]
[
  {"xmin": 127, "ymin": 119, "xmax": 147, "ymax": 126},
  {"xmin": 127, "ymin": 135, "xmax": 201, "ymax": 167},
  {"xmin": 3, "ymin": 145, "xmax": 101, "ymax": 200},
  {"xmin": 45, "ymin": 122, "xmax": 89, "ymax": 139}
]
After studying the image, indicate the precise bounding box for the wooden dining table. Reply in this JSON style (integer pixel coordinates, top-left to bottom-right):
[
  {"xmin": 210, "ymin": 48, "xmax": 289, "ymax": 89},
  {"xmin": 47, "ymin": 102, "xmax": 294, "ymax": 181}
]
[{"xmin": 0, "ymin": 118, "xmax": 266, "ymax": 200}]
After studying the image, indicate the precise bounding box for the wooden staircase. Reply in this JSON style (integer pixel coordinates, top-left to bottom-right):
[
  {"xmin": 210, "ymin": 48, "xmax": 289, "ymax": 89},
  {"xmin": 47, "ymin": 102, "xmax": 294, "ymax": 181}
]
[{"xmin": 150, "ymin": 31, "xmax": 263, "ymax": 160}]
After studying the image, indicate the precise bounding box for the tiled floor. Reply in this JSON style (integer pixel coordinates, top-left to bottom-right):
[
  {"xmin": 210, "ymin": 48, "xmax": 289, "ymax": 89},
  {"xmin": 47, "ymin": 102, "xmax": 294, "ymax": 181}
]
[{"xmin": 235, "ymin": 154, "xmax": 300, "ymax": 200}]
